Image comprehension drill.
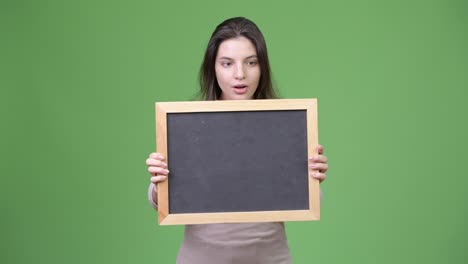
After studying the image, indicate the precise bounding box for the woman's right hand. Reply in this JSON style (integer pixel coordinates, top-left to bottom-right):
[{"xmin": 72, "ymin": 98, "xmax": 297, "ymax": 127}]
[{"xmin": 146, "ymin": 152, "xmax": 169, "ymax": 184}]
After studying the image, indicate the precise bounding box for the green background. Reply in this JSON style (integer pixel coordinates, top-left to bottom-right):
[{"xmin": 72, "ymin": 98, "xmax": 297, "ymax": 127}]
[{"xmin": 2, "ymin": 0, "xmax": 467, "ymax": 263}]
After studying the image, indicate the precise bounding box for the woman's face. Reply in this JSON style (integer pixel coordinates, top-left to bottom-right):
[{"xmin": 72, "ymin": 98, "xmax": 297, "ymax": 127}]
[{"xmin": 215, "ymin": 37, "xmax": 260, "ymax": 100}]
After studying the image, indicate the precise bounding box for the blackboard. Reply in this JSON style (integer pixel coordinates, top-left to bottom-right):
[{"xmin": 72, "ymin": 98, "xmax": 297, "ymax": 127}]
[{"xmin": 155, "ymin": 99, "xmax": 320, "ymax": 225}]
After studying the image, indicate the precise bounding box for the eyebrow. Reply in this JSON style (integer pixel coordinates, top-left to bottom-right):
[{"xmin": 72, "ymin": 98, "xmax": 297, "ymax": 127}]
[{"xmin": 218, "ymin": 55, "xmax": 258, "ymax": 60}]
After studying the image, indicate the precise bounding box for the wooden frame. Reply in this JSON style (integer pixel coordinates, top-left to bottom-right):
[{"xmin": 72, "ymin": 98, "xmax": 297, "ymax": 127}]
[{"xmin": 155, "ymin": 99, "xmax": 319, "ymax": 225}]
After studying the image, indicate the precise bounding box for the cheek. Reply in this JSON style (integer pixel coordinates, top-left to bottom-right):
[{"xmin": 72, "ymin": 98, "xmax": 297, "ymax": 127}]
[
  {"xmin": 253, "ymin": 68, "xmax": 261, "ymax": 84},
  {"xmin": 215, "ymin": 68, "xmax": 228, "ymax": 89}
]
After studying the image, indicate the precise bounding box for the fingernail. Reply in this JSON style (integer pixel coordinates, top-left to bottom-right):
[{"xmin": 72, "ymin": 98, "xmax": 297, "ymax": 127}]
[
  {"xmin": 309, "ymin": 164, "xmax": 316, "ymax": 168},
  {"xmin": 165, "ymin": 169, "xmax": 169, "ymax": 174}
]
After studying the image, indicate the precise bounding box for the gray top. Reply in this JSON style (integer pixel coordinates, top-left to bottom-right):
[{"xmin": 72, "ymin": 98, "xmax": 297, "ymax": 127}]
[{"xmin": 148, "ymin": 183, "xmax": 292, "ymax": 264}]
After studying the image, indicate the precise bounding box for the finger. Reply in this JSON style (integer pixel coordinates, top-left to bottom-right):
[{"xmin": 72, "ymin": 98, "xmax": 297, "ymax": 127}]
[
  {"xmin": 317, "ymin": 144, "xmax": 324, "ymax": 155},
  {"xmin": 309, "ymin": 155, "xmax": 328, "ymax": 163},
  {"xmin": 148, "ymin": 166, "xmax": 170, "ymax": 175},
  {"xmin": 146, "ymin": 158, "xmax": 167, "ymax": 168},
  {"xmin": 310, "ymin": 171, "xmax": 326, "ymax": 183},
  {"xmin": 149, "ymin": 152, "xmax": 165, "ymax": 160},
  {"xmin": 151, "ymin": 175, "xmax": 167, "ymax": 183},
  {"xmin": 309, "ymin": 162, "xmax": 328, "ymax": 172}
]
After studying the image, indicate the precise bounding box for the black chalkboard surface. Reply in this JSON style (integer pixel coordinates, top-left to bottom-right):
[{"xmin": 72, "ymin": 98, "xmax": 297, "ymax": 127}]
[{"xmin": 155, "ymin": 99, "xmax": 320, "ymax": 225}]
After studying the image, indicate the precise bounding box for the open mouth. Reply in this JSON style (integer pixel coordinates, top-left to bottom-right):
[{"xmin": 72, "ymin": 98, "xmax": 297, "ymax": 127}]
[{"xmin": 233, "ymin": 85, "xmax": 248, "ymax": 94}]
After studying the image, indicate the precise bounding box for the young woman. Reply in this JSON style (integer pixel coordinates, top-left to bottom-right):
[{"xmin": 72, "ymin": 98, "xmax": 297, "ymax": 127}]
[{"xmin": 146, "ymin": 17, "xmax": 328, "ymax": 264}]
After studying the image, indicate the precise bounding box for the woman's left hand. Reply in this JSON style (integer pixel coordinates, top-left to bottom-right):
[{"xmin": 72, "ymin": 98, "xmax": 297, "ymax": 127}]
[{"xmin": 308, "ymin": 144, "xmax": 328, "ymax": 183}]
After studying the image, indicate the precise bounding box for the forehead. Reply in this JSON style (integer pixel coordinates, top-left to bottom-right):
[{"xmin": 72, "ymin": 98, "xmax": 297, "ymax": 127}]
[{"xmin": 216, "ymin": 36, "xmax": 257, "ymax": 59}]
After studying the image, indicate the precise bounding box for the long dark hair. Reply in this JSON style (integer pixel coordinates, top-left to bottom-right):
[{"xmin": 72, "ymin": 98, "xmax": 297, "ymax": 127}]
[{"xmin": 198, "ymin": 17, "xmax": 278, "ymax": 100}]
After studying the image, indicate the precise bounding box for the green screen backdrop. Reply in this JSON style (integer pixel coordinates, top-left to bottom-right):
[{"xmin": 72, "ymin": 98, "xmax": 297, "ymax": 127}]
[{"xmin": 2, "ymin": 0, "xmax": 467, "ymax": 263}]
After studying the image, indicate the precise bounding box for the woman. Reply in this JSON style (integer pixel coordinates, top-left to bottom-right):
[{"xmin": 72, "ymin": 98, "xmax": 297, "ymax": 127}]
[{"xmin": 146, "ymin": 17, "xmax": 328, "ymax": 263}]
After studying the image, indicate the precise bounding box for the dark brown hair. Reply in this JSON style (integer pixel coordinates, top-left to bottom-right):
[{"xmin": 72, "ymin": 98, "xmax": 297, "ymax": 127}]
[{"xmin": 198, "ymin": 17, "xmax": 278, "ymax": 100}]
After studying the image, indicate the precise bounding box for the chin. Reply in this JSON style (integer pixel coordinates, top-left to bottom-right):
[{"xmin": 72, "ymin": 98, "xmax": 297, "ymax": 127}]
[
  {"xmin": 233, "ymin": 95, "xmax": 253, "ymax": 100},
  {"xmin": 221, "ymin": 91, "xmax": 254, "ymax": 100}
]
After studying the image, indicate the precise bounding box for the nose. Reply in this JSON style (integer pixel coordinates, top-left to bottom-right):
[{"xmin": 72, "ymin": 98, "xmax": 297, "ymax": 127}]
[{"xmin": 234, "ymin": 64, "xmax": 246, "ymax": 80}]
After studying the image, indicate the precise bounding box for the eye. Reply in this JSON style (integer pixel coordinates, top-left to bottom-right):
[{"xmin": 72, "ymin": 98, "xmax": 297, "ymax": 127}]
[
  {"xmin": 247, "ymin": 60, "xmax": 258, "ymax": 66},
  {"xmin": 221, "ymin": 61, "xmax": 232, "ymax": 67}
]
